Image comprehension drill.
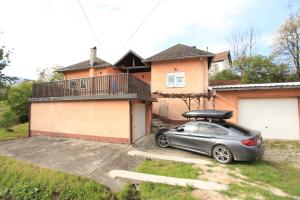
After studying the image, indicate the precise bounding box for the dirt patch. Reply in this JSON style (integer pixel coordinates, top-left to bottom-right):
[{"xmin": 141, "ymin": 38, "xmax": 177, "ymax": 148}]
[
  {"xmin": 192, "ymin": 189, "xmax": 231, "ymax": 200},
  {"xmin": 195, "ymin": 163, "xmax": 291, "ymax": 199},
  {"xmin": 263, "ymin": 140, "xmax": 300, "ymax": 169},
  {"xmin": 195, "ymin": 164, "xmax": 245, "ymax": 185}
]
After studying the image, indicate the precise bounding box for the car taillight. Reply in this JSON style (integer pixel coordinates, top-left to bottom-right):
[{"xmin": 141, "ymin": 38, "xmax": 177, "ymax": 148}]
[{"xmin": 242, "ymin": 139, "xmax": 257, "ymax": 146}]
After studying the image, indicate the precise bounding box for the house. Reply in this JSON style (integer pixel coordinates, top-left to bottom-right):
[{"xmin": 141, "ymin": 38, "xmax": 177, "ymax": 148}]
[
  {"xmin": 29, "ymin": 47, "xmax": 153, "ymax": 144},
  {"xmin": 209, "ymin": 51, "xmax": 232, "ymax": 75},
  {"xmin": 29, "ymin": 44, "xmax": 300, "ymax": 142},
  {"xmin": 143, "ymin": 44, "xmax": 215, "ymax": 122}
]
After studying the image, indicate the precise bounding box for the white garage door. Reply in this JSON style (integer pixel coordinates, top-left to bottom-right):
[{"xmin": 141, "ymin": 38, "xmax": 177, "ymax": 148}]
[
  {"xmin": 133, "ymin": 103, "xmax": 146, "ymax": 142},
  {"xmin": 238, "ymin": 98, "xmax": 299, "ymax": 140}
]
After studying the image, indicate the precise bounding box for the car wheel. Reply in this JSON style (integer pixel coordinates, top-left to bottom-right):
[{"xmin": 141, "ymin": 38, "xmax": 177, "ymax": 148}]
[
  {"xmin": 156, "ymin": 134, "xmax": 169, "ymax": 148},
  {"xmin": 212, "ymin": 145, "xmax": 233, "ymax": 164}
]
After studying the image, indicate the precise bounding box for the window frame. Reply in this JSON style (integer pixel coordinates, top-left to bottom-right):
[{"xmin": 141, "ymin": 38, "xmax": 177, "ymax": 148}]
[
  {"xmin": 70, "ymin": 80, "xmax": 77, "ymax": 89},
  {"xmin": 80, "ymin": 79, "xmax": 87, "ymax": 89},
  {"xmin": 166, "ymin": 72, "xmax": 185, "ymax": 88},
  {"xmin": 196, "ymin": 121, "xmax": 229, "ymax": 135}
]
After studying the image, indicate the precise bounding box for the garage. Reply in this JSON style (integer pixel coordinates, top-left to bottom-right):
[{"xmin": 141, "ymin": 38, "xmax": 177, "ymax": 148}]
[
  {"xmin": 132, "ymin": 103, "xmax": 146, "ymax": 142},
  {"xmin": 212, "ymin": 82, "xmax": 300, "ymax": 140},
  {"xmin": 238, "ymin": 98, "xmax": 299, "ymax": 140}
]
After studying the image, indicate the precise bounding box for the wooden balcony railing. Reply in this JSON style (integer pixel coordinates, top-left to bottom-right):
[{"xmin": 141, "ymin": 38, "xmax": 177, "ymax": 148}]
[{"xmin": 32, "ymin": 73, "xmax": 151, "ymax": 98}]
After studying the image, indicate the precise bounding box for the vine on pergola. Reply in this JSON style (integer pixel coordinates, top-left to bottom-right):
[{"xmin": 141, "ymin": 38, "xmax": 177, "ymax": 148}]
[{"xmin": 152, "ymin": 91, "xmax": 213, "ymax": 111}]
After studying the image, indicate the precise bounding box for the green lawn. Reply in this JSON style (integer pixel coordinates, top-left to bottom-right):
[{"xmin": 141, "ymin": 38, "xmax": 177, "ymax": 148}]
[
  {"xmin": 0, "ymin": 123, "xmax": 28, "ymax": 141},
  {"xmin": 0, "ymin": 155, "xmax": 114, "ymax": 200},
  {"xmin": 119, "ymin": 160, "xmax": 199, "ymax": 200},
  {"xmin": 232, "ymin": 161, "xmax": 300, "ymax": 196},
  {"xmin": 224, "ymin": 160, "xmax": 300, "ymax": 199},
  {"xmin": 222, "ymin": 140, "xmax": 300, "ymax": 199}
]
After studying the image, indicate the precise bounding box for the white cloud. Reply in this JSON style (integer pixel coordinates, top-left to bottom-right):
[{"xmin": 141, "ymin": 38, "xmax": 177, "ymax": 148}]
[{"xmin": 0, "ymin": 0, "xmax": 252, "ymax": 79}]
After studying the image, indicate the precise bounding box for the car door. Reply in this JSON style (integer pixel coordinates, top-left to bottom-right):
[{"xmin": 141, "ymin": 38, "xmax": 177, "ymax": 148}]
[
  {"xmin": 187, "ymin": 122, "xmax": 228, "ymax": 154},
  {"xmin": 169, "ymin": 122, "xmax": 199, "ymax": 149}
]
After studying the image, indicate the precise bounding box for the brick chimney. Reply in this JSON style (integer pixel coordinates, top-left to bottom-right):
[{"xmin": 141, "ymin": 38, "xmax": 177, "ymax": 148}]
[{"xmin": 90, "ymin": 46, "xmax": 97, "ymax": 67}]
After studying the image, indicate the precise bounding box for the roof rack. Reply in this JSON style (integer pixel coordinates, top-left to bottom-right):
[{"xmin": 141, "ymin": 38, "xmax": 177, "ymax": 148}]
[{"xmin": 182, "ymin": 110, "xmax": 233, "ymax": 120}]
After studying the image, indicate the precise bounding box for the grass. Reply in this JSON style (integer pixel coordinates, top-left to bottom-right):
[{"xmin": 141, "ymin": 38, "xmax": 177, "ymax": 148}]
[
  {"xmin": 227, "ymin": 160, "xmax": 300, "ymax": 197},
  {"xmin": 119, "ymin": 160, "xmax": 199, "ymax": 200},
  {"xmin": 136, "ymin": 159, "xmax": 199, "ymax": 179},
  {"xmin": 0, "ymin": 155, "xmax": 114, "ymax": 200},
  {"xmin": 223, "ymin": 183, "xmax": 294, "ymax": 200},
  {"xmin": 0, "ymin": 123, "xmax": 28, "ymax": 141}
]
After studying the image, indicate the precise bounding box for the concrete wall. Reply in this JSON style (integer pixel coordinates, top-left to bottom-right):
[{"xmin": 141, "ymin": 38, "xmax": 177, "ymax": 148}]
[
  {"xmin": 214, "ymin": 88, "xmax": 300, "ymax": 123},
  {"xmin": 151, "ymin": 58, "xmax": 209, "ymax": 121},
  {"xmin": 30, "ymin": 100, "xmax": 131, "ymax": 143}
]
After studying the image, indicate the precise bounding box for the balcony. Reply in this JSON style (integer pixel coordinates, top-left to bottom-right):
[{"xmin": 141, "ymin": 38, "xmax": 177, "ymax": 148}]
[{"xmin": 31, "ymin": 73, "xmax": 151, "ymax": 101}]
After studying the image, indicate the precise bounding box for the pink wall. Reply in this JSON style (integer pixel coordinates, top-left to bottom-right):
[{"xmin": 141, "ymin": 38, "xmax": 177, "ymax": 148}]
[
  {"xmin": 30, "ymin": 100, "xmax": 131, "ymax": 143},
  {"xmin": 131, "ymin": 72, "xmax": 151, "ymax": 84},
  {"xmin": 151, "ymin": 58, "xmax": 209, "ymax": 121}
]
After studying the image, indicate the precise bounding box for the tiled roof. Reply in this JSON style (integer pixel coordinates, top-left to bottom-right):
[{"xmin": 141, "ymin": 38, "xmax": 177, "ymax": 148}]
[
  {"xmin": 58, "ymin": 57, "xmax": 111, "ymax": 72},
  {"xmin": 143, "ymin": 44, "xmax": 215, "ymax": 63},
  {"xmin": 212, "ymin": 51, "xmax": 230, "ymax": 62},
  {"xmin": 211, "ymin": 82, "xmax": 300, "ymax": 91}
]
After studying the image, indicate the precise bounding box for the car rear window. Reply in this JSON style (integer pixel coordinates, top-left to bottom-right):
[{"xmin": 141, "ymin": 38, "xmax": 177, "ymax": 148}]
[{"xmin": 223, "ymin": 122, "xmax": 251, "ymax": 135}]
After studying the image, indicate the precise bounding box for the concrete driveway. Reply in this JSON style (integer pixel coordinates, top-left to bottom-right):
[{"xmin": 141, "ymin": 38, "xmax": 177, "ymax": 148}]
[
  {"xmin": 0, "ymin": 136, "xmax": 143, "ymax": 191},
  {"xmin": 0, "ymin": 135, "xmax": 211, "ymax": 191}
]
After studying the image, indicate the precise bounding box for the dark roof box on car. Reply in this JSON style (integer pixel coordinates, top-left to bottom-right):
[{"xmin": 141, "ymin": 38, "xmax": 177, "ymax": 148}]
[{"xmin": 182, "ymin": 110, "xmax": 233, "ymax": 119}]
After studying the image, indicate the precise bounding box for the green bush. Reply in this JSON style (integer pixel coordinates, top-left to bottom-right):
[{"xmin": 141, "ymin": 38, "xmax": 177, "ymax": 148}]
[
  {"xmin": 6, "ymin": 82, "xmax": 32, "ymax": 123},
  {"xmin": 0, "ymin": 107, "xmax": 18, "ymax": 128}
]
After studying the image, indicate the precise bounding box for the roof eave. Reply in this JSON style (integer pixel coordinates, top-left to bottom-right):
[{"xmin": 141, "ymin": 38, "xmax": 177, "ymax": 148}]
[
  {"xmin": 143, "ymin": 54, "xmax": 215, "ymax": 63},
  {"xmin": 212, "ymin": 85, "xmax": 300, "ymax": 91}
]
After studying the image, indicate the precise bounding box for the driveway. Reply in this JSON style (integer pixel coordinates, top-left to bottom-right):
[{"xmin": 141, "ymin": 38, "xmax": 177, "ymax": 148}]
[
  {"xmin": 0, "ymin": 136, "xmax": 143, "ymax": 191},
  {"xmin": 0, "ymin": 135, "xmax": 211, "ymax": 191}
]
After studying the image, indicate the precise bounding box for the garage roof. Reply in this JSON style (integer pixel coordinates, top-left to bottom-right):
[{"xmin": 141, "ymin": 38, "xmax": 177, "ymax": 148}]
[{"xmin": 211, "ymin": 82, "xmax": 300, "ymax": 91}]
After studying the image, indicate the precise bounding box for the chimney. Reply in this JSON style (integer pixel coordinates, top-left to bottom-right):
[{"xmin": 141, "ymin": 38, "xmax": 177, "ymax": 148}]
[{"xmin": 90, "ymin": 46, "xmax": 97, "ymax": 67}]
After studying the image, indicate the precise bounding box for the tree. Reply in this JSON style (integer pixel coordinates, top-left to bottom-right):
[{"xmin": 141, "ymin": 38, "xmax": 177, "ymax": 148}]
[
  {"xmin": 6, "ymin": 81, "xmax": 32, "ymax": 123},
  {"xmin": 209, "ymin": 69, "xmax": 241, "ymax": 86},
  {"xmin": 210, "ymin": 69, "xmax": 240, "ymax": 81},
  {"xmin": 241, "ymin": 55, "xmax": 289, "ymax": 84},
  {"xmin": 37, "ymin": 65, "xmax": 64, "ymax": 82},
  {"xmin": 272, "ymin": 11, "xmax": 300, "ymax": 78},
  {"xmin": 227, "ymin": 26, "xmax": 260, "ymax": 75},
  {"xmin": 0, "ymin": 34, "xmax": 15, "ymax": 99}
]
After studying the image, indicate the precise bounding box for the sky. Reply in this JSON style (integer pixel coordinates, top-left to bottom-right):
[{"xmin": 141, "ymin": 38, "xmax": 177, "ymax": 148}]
[{"xmin": 0, "ymin": 0, "xmax": 298, "ymax": 80}]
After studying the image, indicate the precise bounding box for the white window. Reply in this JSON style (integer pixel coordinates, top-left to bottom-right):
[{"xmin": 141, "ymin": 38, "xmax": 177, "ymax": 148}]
[
  {"xmin": 210, "ymin": 64, "xmax": 219, "ymax": 72},
  {"xmin": 166, "ymin": 72, "xmax": 185, "ymax": 88}
]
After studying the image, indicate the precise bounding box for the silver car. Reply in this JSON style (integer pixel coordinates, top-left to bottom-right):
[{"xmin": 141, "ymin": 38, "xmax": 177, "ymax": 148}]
[{"xmin": 155, "ymin": 120, "xmax": 265, "ymax": 164}]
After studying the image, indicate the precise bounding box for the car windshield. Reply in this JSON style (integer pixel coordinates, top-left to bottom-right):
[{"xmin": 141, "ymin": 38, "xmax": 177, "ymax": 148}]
[{"xmin": 223, "ymin": 122, "xmax": 252, "ymax": 135}]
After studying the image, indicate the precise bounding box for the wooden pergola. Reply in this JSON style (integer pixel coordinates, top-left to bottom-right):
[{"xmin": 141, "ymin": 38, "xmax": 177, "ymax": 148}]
[{"xmin": 152, "ymin": 91, "xmax": 214, "ymax": 110}]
